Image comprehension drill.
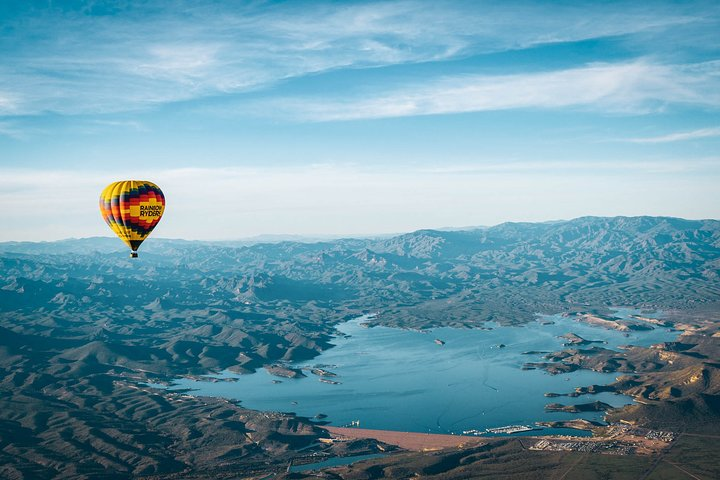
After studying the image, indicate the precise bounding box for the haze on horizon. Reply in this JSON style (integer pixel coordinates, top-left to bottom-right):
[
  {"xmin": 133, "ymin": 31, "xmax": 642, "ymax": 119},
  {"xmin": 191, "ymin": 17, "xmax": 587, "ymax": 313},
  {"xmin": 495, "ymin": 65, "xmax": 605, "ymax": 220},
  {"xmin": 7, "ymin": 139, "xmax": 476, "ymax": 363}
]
[{"xmin": 1, "ymin": 0, "xmax": 719, "ymax": 242}]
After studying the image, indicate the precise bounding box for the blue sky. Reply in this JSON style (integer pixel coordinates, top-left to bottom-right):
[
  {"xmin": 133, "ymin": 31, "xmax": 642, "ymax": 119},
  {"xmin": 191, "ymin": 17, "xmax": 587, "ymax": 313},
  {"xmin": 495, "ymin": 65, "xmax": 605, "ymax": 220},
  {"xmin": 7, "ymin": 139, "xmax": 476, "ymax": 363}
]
[{"xmin": 1, "ymin": 0, "xmax": 719, "ymax": 240}]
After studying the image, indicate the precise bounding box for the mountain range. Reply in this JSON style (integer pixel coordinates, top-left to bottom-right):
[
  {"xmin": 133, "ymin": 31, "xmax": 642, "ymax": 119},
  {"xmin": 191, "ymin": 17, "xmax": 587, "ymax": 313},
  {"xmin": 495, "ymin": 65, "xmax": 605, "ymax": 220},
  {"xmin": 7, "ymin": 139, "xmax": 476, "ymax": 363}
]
[{"xmin": 1, "ymin": 216, "xmax": 719, "ymax": 478}]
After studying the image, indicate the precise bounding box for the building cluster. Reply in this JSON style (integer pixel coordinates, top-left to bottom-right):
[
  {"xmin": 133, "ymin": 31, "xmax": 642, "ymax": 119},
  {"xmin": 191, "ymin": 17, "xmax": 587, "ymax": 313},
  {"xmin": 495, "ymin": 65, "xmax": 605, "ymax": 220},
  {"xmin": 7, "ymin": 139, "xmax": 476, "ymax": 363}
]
[
  {"xmin": 606, "ymin": 423, "xmax": 675, "ymax": 442},
  {"xmin": 529, "ymin": 439, "xmax": 635, "ymax": 455},
  {"xmin": 643, "ymin": 429, "xmax": 675, "ymax": 442}
]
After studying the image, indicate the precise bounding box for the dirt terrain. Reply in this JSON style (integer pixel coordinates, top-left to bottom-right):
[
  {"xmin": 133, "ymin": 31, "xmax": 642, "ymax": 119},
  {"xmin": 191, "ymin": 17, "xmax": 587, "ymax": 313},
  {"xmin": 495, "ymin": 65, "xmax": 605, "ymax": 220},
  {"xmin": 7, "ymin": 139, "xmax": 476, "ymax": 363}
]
[{"xmin": 324, "ymin": 427, "xmax": 485, "ymax": 451}]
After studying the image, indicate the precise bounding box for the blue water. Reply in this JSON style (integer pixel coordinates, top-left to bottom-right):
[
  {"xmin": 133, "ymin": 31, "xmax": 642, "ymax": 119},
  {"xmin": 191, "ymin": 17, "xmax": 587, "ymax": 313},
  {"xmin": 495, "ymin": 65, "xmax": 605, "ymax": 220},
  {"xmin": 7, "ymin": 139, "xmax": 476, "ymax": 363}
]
[
  {"xmin": 160, "ymin": 309, "xmax": 675, "ymax": 436},
  {"xmin": 290, "ymin": 454, "xmax": 387, "ymax": 473}
]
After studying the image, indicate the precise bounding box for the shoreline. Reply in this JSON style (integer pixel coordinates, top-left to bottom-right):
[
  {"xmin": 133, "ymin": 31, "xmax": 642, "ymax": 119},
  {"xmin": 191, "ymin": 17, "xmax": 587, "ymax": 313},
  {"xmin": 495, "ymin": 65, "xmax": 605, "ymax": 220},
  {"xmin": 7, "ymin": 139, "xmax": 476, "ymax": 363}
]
[{"xmin": 323, "ymin": 424, "xmax": 674, "ymax": 457}]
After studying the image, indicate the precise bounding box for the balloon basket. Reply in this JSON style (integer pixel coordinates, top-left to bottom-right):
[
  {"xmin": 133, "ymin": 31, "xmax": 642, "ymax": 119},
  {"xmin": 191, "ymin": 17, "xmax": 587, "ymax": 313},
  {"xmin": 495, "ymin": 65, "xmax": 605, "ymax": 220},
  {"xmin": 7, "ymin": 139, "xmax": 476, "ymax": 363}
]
[{"xmin": 130, "ymin": 252, "xmax": 138, "ymax": 258}]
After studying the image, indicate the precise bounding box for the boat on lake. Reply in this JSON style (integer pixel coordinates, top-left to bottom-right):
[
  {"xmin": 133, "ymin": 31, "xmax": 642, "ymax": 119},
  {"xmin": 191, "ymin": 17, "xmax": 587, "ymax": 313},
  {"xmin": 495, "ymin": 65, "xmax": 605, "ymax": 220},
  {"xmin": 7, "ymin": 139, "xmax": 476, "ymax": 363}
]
[{"xmin": 319, "ymin": 378, "xmax": 341, "ymax": 385}]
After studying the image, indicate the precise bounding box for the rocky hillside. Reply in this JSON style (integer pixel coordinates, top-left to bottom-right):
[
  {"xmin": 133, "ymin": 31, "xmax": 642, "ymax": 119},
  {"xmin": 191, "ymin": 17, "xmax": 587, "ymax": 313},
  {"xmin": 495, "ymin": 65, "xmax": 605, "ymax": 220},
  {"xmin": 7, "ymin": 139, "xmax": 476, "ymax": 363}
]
[{"xmin": 1, "ymin": 216, "xmax": 719, "ymax": 478}]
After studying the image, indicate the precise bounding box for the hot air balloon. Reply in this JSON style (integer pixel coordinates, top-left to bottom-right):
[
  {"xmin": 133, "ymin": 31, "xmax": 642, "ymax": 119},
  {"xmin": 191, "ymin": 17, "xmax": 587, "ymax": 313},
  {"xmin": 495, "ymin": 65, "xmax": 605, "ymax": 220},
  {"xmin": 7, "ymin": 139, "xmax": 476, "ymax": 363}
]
[{"xmin": 99, "ymin": 180, "xmax": 165, "ymax": 258}]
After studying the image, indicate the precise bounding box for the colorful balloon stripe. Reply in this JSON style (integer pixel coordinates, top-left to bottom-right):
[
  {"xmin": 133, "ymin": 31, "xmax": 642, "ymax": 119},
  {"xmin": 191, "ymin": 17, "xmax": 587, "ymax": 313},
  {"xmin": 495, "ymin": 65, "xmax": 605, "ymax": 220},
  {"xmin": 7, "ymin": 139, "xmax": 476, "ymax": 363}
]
[{"xmin": 99, "ymin": 180, "xmax": 165, "ymax": 255}]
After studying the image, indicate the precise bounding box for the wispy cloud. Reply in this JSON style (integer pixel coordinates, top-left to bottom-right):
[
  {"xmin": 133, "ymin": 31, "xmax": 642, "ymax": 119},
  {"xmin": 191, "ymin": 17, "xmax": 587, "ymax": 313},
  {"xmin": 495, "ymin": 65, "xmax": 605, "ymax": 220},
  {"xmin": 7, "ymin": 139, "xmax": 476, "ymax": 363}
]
[
  {"xmin": 0, "ymin": 121, "xmax": 25, "ymax": 140},
  {"xmin": 0, "ymin": 91, "xmax": 19, "ymax": 115},
  {"xmin": 253, "ymin": 60, "xmax": 720, "ymax": 121},
  {"xmin": 418, "ymin": 158, "xmax": 718, "ymax": 175},
  {"xmin": 2, "ymin": 160, "xmax": 719, "ymax": 241},
  {"xmin": 0, "ymin": 0, "xmax": 713, "ymax": 116},
  {"xmin": 626, "ymin": 126, "xmax": 720, "ymax": 143},
  {"xmin": 90, "ymin": 119, "xmax": 149, "ymax": 132}
]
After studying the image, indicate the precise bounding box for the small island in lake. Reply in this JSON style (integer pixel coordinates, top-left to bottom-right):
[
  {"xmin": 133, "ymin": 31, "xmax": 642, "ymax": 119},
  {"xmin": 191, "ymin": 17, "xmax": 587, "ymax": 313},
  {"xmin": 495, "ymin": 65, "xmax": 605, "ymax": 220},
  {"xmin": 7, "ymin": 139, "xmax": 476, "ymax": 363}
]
[
  {"xmin": 545, "ymin": 401, "xmax": 614, "ymax": 413},
  {"xmin": 265, "ymin": 365, "xmax": 306, "ymax": 378},
  {"xmin": 536, "ymin": 419, "xmax": 605, "ymax": 431}
]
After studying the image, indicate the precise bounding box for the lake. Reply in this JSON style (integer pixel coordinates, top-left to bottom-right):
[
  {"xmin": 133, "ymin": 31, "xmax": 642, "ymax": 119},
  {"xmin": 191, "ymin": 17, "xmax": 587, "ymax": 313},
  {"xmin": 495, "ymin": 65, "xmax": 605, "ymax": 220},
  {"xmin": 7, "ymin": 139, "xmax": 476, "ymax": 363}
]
[{"xmin": 160, "ymin": 308, "xmax": 676, "ymax": 436}]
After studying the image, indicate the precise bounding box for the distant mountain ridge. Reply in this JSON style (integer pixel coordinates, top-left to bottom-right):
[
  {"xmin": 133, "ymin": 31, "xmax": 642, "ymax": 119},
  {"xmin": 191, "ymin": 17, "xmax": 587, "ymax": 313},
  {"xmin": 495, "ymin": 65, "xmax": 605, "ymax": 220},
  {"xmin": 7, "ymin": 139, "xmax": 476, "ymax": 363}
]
[
  {"xmin": 2, "ymin": 216, "xmax": 719, "ymax": 328},
  {"xmin": 3, "ymin": 215, "xmax": 718, "ymax": 255}
]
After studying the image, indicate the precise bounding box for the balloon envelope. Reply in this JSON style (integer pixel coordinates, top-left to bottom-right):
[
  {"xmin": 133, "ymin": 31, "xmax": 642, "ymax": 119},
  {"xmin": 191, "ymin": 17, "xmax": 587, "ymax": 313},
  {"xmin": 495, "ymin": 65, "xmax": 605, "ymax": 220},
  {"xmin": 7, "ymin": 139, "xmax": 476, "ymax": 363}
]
[{"xmin": 99, "ymin": 180, "xmax": 165, "ymax": 256}]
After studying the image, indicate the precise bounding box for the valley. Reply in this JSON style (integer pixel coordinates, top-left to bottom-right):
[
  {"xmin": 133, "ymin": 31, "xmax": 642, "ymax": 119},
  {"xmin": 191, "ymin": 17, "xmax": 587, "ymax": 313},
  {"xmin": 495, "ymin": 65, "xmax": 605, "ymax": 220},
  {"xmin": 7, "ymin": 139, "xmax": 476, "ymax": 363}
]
[{"xmin": 1, "ymin": 216, "xmax": 719, "ymax": 478}]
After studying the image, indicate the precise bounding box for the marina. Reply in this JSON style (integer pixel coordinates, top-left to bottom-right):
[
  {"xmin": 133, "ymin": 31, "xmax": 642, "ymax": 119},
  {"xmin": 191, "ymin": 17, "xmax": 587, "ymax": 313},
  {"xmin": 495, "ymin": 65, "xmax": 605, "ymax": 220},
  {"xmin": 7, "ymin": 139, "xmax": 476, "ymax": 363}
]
[
  {"xmin": 461, "ymin": 425, "xmax": 538, "ymax": 436},
  {"xmin": 485, "ymin": 425, "xmax": 538, "ymax": 435}
]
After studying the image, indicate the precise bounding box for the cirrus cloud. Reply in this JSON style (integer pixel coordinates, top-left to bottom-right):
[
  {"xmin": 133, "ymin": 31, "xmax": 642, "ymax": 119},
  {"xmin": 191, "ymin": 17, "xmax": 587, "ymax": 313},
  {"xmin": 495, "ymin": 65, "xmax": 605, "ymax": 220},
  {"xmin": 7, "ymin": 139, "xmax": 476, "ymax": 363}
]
[
  {"xmin": 626, "ymin": 126, "xmax": 720, "ymax": 143},
  {"xmin": 0, "ymin": 0, "xmax": 714, "ymax": 117},
  {"xmin": 249, "ymin": 60, "xmax": 720, "ymax": 121}
]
